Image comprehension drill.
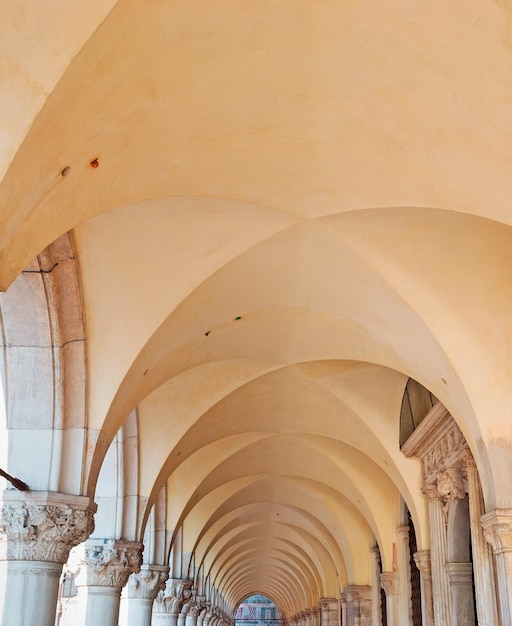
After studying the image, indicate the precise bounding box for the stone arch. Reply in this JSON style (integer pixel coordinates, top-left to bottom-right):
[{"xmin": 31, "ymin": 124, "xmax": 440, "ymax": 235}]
[{"xmin": 0, "ymin": 232, "xmax": 87, "ymax": 494}]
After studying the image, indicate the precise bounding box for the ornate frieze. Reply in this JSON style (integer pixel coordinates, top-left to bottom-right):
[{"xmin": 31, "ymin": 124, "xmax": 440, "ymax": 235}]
[
  {"xmin": 74, "ymin": 539, "xmax": 143, "ymax": 588},
  {"xmin": 401, "ymin": 402, "xmax": 468, "ymax": 483},
  {"xmin": 126, "ymin": 564, "xmax": 169, "ymax": 599},
  {"xmin": 0, "ymin": 492, "xmax": 95, "ymax": 563}
]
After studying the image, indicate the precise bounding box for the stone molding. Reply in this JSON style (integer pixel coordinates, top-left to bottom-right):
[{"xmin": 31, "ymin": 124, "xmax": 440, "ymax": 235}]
[
  {"xmin": 126, "ymin": 563, "xmax": 169, "ymax": 599},
  {"xmin": 445, "ymin": 562, "xmax": 473, "ymax": 586},
  {"xmin": 380, "ymin": 571, "xmax": 399, "ymax": 596},
  {"xmin": 6, "ymin": 562, "xmax": 62, "ymax": 577},
  {"xmin": 481, "ymin": 509, "xmax": 512, "ymax": 554},
  {"xmin": 0, "ymin": 491, "xmax": 95, "ymax": 563},
  {"xmin": 318, "ymin": 597, "xmax": 337, "ymax": 610},
  {"xmin": 74, "ymin": 539, "xmax": 143, "ymax": 588}
]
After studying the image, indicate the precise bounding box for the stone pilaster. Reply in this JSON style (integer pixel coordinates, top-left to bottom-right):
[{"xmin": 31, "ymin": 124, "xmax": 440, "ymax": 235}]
[
  {"xmin": 0, "ymin": 491, "xmax": 95, "ymax": 626},
  {"xmin": 461, "ymin": 453, "xmax": 499, "ymax": 626},
  {"xmin": 119, "ymin": 564, "xmax": 169, "ymax": 626},
  {"xmin": 481, "ymin": 509, "xmax": 512, "ymax": 625},
  {"xmin": 413, "ymin": 550, "xmax": 434, "ymax": 626},
  {"xmin": 423, "ymin": 483, "xmax": 452, "ymax": 626},
  {"xmin": 380, "ymin": 572, "xmax": 399, "ymax": 626},
  {"xmin": 74, "ymin": 539, "xmax": 143, "ymax": 626}
]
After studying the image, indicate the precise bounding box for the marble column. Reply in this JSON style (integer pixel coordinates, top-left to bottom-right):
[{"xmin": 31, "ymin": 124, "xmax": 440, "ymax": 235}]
[
  {"xmin": 423, "ymin": 483, "xmax": 452, "ymax": 626},
  {"xmin": 119, "ymin": 564, "xmax": 169, "ymax": 626},
  {"xmin": 74, "ymin": 539, "xmax": 143, "ymax": 626},
  {"xmin": 0, "ymin": 491, "xmax": 95, "ymax": 626},
  {"xmin": 380, "ymin": 572, "xmax": 399, "ymax": 626},
  {"xmin": 481, "ymin": 509, "xmax": 512, "ymax": 625},
  {"xmin": 461, "ymin": 454, "xmax": 499, "ymax": 626},
  {"xmin": 413, "ymin": 550, "xmax": 434, "ymax": 626},
  {"xmin": 310, "ymin": 607, "xmax": 320, "ymax": 626},
  {"xmin": 445, "ymin": 563, "xmax": 475, "ymax": 626}
]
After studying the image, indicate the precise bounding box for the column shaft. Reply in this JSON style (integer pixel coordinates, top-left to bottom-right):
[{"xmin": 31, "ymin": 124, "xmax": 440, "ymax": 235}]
[
  {"xmin": 413, "ymin": 550, "xmax": 434, "ymax": 626},
  {"xmin": 425, "ymin": 485, "xmax": 452, "ymax": 626},
  {"xmin": 462, "ymin": 456, "xmax": 499, "ymax": 626},
  {"xmin": 0, "ymin": 491, "xmax": 94, "ymax": 626},
  {"xmin": 481, "ymin": 509, "xmax": 512, "ymax": 625}
]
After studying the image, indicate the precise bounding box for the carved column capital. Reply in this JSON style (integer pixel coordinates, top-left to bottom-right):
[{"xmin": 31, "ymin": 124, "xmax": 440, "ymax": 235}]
[
  {"xmin": 0, "ymin": 491, "xmax": 95, "ymax": 563},
  {"xmin": 154, "ymin": 578, "xmax": 193, "ymax": 614},
  {"xmin": 436, "ymin": 467, "xmax": 466, "ymax": 502},
  {"xmin": 74, "ymin": 539, "xmax": 143, "ymax": 588},
  {"xmin": 422, "ymin": 482, "xmax": 442, "ymax": 500},
  {"xmin": 413, "ymin": 550, "xmax": 431, "ymax": 580},
  {"xmin": 396, "ymin": 524, "xmax": 410, "ymax": 541},
  {"xmin": 481, "ymin": 509, "xmax": 512, "ymax": 553},
  {"xmin": 380, "ymin": 571, "xmax": 399, "ymax": 596},
  {"xmin": 126, "ymin": 563, "xmax": 169, "ymax": 599}
]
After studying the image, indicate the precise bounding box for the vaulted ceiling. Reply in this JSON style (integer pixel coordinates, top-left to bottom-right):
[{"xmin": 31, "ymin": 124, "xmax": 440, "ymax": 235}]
[{"xmin": 2, "ymin": 0, "xmax": 512, "ymax": 616}]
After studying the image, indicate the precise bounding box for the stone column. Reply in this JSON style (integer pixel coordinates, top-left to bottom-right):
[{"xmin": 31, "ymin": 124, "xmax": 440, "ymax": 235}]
[
  {"xmin": 74, "ymin": 539, "xmax": 143, "ymax": 626},
  {"xmin": 0, "ymin": 491, "xmax": 95, "ymax": 626},
  {"xmin": 481, "ymin": 509, "xmax": 512, "ymax": 625},
  {"xmin": 423, "ymin": 483, "xmax": 452, "ymax": 626},
  {"xmin": 445, "ymin": 563, "xmax": 475, "ymax": 626},
  {"xmin": 152, "ymin": 579, "xmax": 191, "ymax": 625},
  {"xmin": 119, "ymin": 564, "xmax": 169, "ymax": 626},
  {"xmin": 396, "ymin": 525, "xmax": 412, "ymax": 626},
  {"xmin": 461, "ymin": 454, "xmax": 499, "ymax": 626},
  {"xmin": 345, "ymin": 588, "xmax": 360, "ymax": 626},
  {"xmin": 186, "ymin": 605, "xmax": 202, "ymax": 626},
  {"xmin": 197, "ymin": 602, "xmax": 209, "ymax": 626},
  {"xmin": 178, "ymin": 601, "xmax": 192, "ymax": 626},
  {"xmin": 310, "ymin": 607, "xmax": 320, "ymax": 626},
  {"xmin": 380, "ymin": 572, "xmax": 399, "ymax": 626},
  {"xmin": 413, "ymin": 550, "xmax": 434, "ymax": 626},
  {"xmin": 319, "ymin": 598, "xmax": 338, "ymax": 626}
]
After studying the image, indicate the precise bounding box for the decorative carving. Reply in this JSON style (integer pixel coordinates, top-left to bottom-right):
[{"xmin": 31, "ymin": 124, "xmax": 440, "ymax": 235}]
[
  {"xmin": 481, "ymin": 510, "xmax": 512, "ymax": 552},
  {"xmin": 0, "ymin": 497, "xmax": 95, "ymax": 563},
  {"xmin": 154, "ymin": 578, "xmax": 194, "ymax": 614},
  {"xmin": 126, "ymin": 564, "xmax": 169, "ymax": 599},
  {"xmin": 75, "ymin": 540, "xmax": 143, "ymax": 588},
  {"xmin": 401, "ymin": 404, "xmax": 469, "ymax": 482},
  {"xmin": 436, "ymin": 467, "xmax": 466, "ymax": 519},
  {"xmin": 423, "ymin": 423, "xmax": 467, "ymax": 481},
  {"xmin": 413, "ymin": 550, "xmax": 431, "ymax": 579}
]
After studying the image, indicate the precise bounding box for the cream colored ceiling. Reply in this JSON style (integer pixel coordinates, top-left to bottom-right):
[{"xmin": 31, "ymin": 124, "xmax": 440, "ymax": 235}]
[{"xmin": 2, "ymin": 0, "xmax": 512, "ymax": 617}]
